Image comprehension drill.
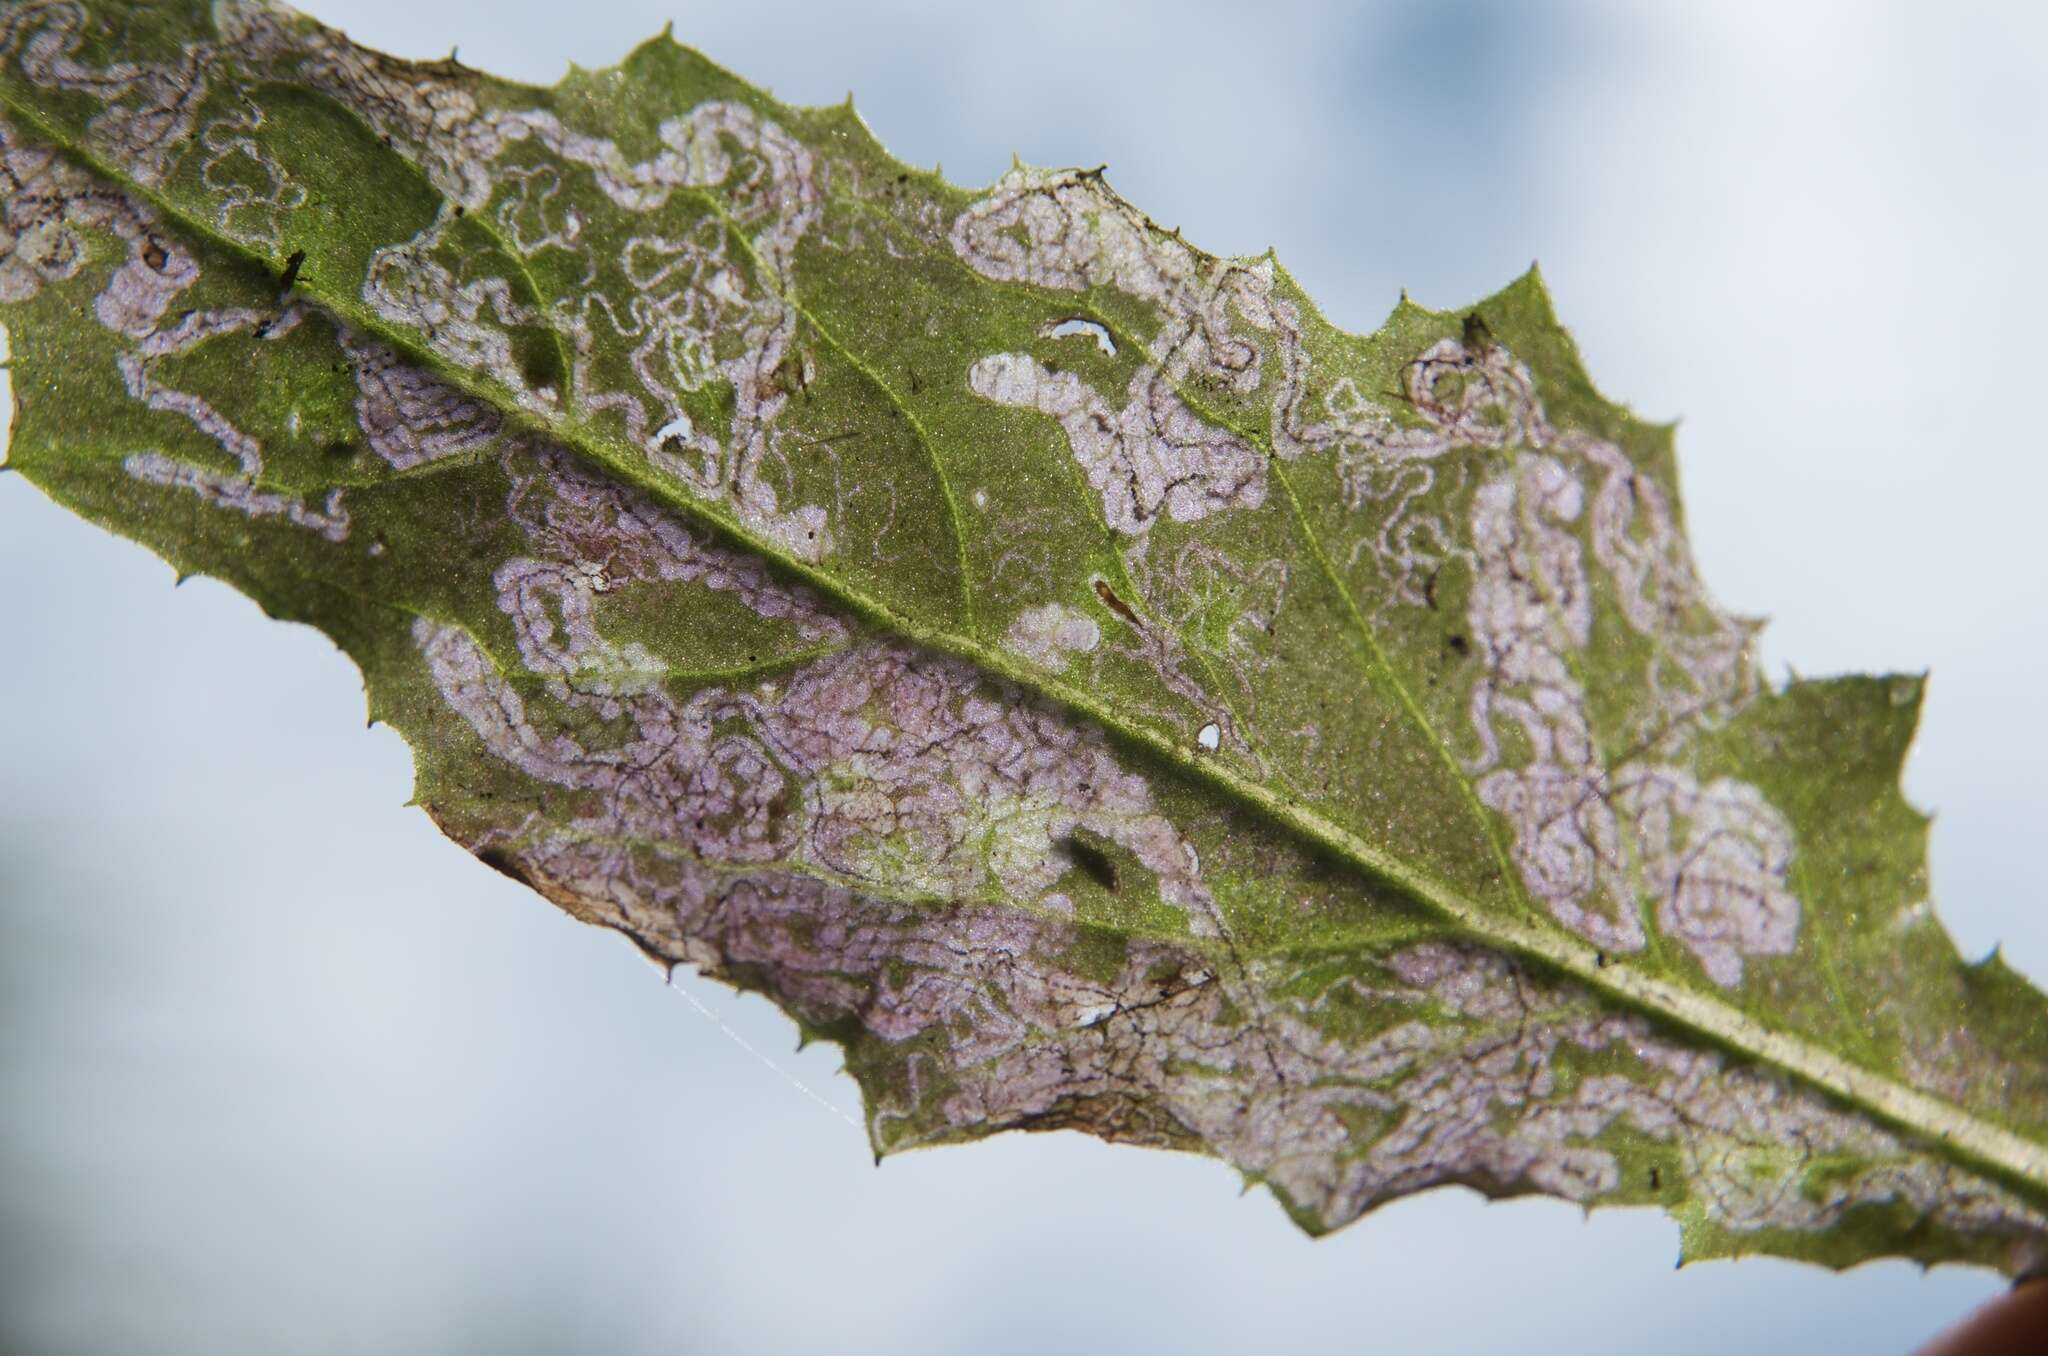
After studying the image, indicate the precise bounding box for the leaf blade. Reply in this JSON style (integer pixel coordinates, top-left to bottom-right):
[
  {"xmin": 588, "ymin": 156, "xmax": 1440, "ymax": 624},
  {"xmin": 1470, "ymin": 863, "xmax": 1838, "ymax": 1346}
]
[{"xmin": 3, "ymin": 0, "xmax": 2045, "ymax": 1274}]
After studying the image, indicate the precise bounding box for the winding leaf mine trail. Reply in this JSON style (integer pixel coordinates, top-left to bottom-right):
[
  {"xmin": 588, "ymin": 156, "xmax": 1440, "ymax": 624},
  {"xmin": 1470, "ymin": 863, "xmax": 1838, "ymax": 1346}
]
[{"xmin": 3, "ymin": 0, "xmax": 2046, "ymax": 1272}]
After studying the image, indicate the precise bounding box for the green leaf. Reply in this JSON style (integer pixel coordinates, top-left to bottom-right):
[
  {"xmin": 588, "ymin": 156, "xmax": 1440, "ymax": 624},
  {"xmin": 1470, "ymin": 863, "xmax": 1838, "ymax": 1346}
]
[{"xmin": 3, "ymin": 0, "xmax": 2045, "ymax": 1274}]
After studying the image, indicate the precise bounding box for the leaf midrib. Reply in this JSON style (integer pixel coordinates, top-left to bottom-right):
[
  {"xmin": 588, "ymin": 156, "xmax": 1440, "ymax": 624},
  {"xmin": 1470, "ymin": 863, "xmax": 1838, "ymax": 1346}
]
[{"xmin": 14, "ymin": 89, "xmax": 2048, "ymax": 1207}]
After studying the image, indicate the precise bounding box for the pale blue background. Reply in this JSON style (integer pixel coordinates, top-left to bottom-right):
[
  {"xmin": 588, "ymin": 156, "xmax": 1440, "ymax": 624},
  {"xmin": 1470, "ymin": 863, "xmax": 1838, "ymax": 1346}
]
[{"xmin": 5, "ymin": 2, "xmax": 2046, "ymax": 1351}]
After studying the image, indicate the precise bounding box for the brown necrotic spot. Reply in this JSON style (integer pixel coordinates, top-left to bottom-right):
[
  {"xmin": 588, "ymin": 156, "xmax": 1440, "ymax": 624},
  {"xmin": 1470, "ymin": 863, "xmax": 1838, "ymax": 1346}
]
[
  {"xmin": 1462, "ymin": 311, "xmax": 1495, "ymax": 353},
  {"xmin": 476, "ymin": 845, "xmax": 533, "ymax": 887},
  {"xmin": 514, "ymin": 330, "xmax": 566, "ymax": 395},
  {"xmin": 1011, "ymin": 1092, "xmax": 1199, "ymax": 1151},
  {"xmin": 279, "ymin": 249, "xmax": 305, "ymax": 293},
  {"xmin": 1062, "ymin": 834, "xmax": 1120, "ymax": 894},
  {"xmin": 1093, "ymin": 578, "xmax": 1142, "ymax": 629}
]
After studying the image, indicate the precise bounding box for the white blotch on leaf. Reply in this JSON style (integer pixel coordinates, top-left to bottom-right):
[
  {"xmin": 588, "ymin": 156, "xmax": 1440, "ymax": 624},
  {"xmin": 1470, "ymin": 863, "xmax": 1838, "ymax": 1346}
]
[
  {"xmin": 967, "ymin": 352, "xmax": 1264, "ymax": 535},
  {"xmin": 1003, "ymin": 603, "xmax": 1101, "ymax": 669}
]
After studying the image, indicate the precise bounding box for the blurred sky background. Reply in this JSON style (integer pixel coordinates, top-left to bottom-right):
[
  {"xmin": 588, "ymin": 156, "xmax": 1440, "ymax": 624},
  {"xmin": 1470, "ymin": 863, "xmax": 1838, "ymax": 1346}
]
[{"xmin": 5, "ymin": 1, "xmax": 2047, "ymax": 1352}]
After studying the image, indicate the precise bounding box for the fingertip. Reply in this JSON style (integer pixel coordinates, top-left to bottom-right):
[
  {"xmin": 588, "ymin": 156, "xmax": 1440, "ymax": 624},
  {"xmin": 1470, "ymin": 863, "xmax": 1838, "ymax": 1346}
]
[{"xmin": 1914, "ymin": 1274, "xmax": 2048, "ymax": 1356}]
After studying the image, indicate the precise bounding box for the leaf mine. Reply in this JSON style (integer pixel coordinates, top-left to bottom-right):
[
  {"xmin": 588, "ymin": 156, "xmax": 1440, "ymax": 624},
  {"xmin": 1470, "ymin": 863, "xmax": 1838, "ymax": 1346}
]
[{"xmin": 4, "ymin": 0, "xmax": 2047, "ymax": 1275}]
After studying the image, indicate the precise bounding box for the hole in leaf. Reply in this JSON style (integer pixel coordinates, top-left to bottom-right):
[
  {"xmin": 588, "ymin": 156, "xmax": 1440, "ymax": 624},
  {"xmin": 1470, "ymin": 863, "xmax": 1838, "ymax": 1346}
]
[
  {"xmin": 1044, "ymin": 317, "xmax": 1117, "ymax": 357},
  {"xmin": 655, "ymin": 415, "xmax": 693, "ymax": 452}
]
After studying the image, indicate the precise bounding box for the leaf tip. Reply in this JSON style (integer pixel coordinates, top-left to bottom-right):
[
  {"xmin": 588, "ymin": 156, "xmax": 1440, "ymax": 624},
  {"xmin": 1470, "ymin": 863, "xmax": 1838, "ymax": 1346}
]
[{"xmin": 1500, "ymin": 261, "xmax": 1563, "ymax": 331}]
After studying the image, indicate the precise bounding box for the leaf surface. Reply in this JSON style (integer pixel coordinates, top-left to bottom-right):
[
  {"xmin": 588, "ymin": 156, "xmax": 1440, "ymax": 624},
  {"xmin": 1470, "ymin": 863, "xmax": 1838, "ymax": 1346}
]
[{"xmin": 3, "ymin": 0, "xmax": 2046, "ymax": 1272}]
